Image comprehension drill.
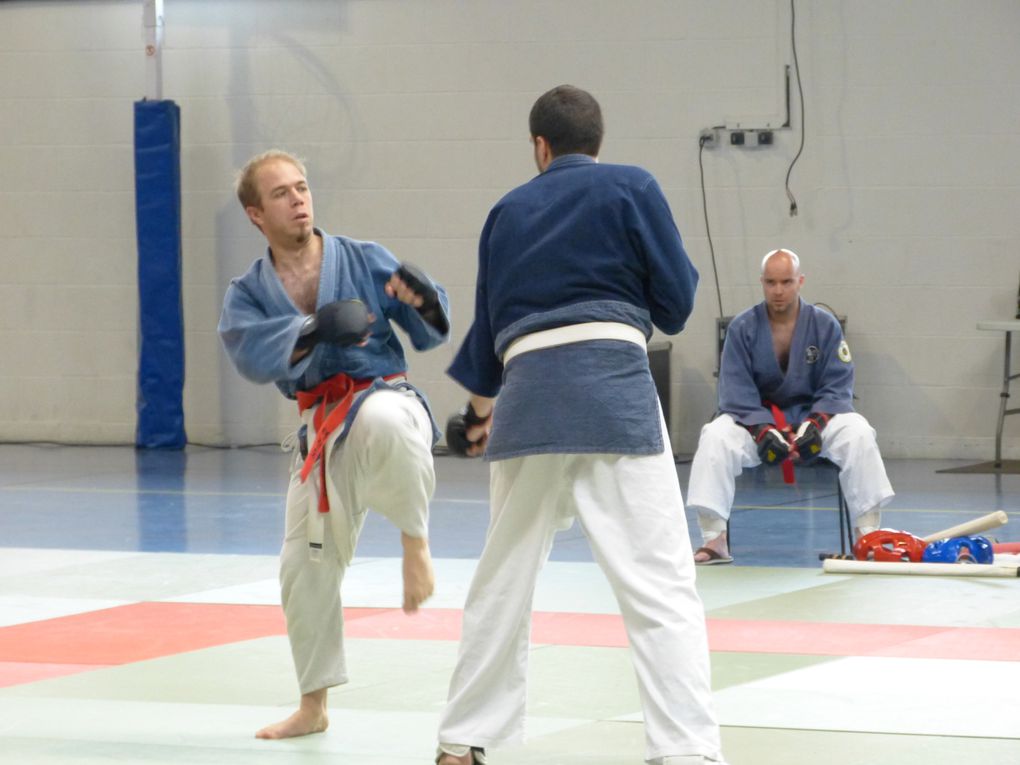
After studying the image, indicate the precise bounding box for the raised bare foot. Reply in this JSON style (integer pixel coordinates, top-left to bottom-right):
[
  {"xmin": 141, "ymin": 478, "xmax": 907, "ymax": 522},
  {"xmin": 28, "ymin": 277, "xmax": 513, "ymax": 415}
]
[
  {"xmin": 401, "ymin": 533, "xmax": 435, "ymax": 613},
  {"xmin": 255, "ymin": 690, "xmax": 328, "ymax": 739}
]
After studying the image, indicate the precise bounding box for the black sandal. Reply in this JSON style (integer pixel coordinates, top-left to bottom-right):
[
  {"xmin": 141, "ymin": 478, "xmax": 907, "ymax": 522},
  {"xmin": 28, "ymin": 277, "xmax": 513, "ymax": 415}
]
[{"xmin": 435, "ymin": 746, "xmax": 487, "ymax": 764}]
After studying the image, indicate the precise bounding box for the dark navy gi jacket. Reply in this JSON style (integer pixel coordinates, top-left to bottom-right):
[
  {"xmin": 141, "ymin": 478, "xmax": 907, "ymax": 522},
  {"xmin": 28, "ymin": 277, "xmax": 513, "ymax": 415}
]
[{"xmin": 448, "ymin": 154, "xmax": 698, "ymax": 460}]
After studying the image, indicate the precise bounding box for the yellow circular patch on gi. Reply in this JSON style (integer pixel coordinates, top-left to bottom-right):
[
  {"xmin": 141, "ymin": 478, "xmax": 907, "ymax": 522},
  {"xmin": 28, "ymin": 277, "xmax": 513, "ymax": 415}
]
[{"xmin": 838, "ymin": 340, "xmax": 852, "ymax": 363}]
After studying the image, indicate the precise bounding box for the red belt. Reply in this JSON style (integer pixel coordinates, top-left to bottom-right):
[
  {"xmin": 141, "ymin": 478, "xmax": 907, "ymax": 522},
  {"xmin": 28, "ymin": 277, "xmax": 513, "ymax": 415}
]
[
  {"xmin": 296, "ymin": 372, "xmax": 404, "ymax": 513},
  {"xmin": 765, "ymin": 401, "xmax": 796, "ymax": 485}
]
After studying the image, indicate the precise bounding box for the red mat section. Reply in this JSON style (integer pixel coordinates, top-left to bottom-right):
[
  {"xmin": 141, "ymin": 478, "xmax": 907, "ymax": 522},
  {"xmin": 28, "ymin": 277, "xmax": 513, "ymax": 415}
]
[
  {"xmin": 342, "ymin": 609, "xmax": 629, "ymax": 647},
  {"xmin": 344, "ymin": 607, "xmax": 462, "ymax": 641},
  {"xmin": 2, "ymin": 603, "xmax": 1019, "ymax": 689},
  {"xmin": 705, "ymin": 619, "xmax": 949, "ymax": 657},
  {"xmin": 870, "ymin": 626, "xmax": 1020, "ymax": 662},
  {"xmin": 0, "ymin": 602, "xmax": 288, "ymax": 665}
]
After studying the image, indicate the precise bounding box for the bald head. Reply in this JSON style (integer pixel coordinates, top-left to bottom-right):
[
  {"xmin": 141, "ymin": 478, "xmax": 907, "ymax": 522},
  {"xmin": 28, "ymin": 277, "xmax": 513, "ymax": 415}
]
[
  {"xmin": 760, "ymin": 248, "xmax": 804, "ymax": 318},
  {"xmin": 761, "ymin": 248, "xmax": 801, "ymax": 275}
]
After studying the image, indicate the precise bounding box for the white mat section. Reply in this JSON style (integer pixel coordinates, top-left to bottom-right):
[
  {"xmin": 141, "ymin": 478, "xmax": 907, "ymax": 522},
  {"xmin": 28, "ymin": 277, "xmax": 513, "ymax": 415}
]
[
  {"xmin": 0, "ymin": 552, "xmax": 622, "ymax": 623},
  {"xmin": 164, "ymin": 578, "xmax": 281, "ymax": 606},
  {"xmin": 0, "ymin": 696, "xmax": 588, "ymax": 754},
  {"xmin": 0, "ymin": 548, "xmax": 136, "ymax": 578},
  {"xmin": 169, "ymin": 557, "xmax": 625, "ymax": 614},
  {"xmin": 0, "ymin": 595, "xmax": 130, "ymax": 628},
  {"xmin": 712, "ymin": 656, "xmax": 1020, "ymax": 739}
]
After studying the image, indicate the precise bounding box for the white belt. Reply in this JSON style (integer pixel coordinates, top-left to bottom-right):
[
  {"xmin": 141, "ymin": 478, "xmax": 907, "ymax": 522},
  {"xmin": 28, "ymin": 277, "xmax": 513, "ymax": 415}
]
[{"xmin": 502, "ymin": 321, "xmax": 646, "ymax": 364}]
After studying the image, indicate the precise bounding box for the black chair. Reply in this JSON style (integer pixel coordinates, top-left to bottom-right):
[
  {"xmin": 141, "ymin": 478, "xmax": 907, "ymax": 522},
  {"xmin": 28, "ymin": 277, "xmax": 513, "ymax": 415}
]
[{"xmin": 725, "ymin": 458, "xmax": 855, "ymax": 558}]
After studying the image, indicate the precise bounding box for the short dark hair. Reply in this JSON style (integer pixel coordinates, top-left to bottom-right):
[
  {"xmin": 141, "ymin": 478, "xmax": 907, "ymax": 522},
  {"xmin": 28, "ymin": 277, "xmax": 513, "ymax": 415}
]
[{"xmin": 528, "ymin": 85, "xmax": 603, "ymax": 157}]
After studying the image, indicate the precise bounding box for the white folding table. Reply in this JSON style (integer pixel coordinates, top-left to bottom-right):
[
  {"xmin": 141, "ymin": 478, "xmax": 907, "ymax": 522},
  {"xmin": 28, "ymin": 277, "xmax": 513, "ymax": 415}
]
[{"xmin": 977, "ymin": 320, "xmax": 1020, "ymax": 467}]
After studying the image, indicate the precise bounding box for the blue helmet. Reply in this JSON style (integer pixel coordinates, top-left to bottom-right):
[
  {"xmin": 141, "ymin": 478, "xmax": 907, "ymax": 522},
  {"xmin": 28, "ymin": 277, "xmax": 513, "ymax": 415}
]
[{"xmin": 922, "ymin": 535, "xmax": 994, "ymax": 564}]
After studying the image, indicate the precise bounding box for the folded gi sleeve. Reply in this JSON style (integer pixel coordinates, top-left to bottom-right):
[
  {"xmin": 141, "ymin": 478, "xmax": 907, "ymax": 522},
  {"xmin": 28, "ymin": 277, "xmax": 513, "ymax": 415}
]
[{"xmin": 218, "ymin": 280, "xmax": 315, "ymax": 385}]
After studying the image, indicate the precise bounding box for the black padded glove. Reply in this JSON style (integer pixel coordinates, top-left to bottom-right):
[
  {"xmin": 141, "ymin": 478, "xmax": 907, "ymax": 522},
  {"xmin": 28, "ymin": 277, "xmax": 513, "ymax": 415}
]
[
  {"xmin": 749, "ymin": 424, "xmax": 792, "ymax": 466},
  {"xmin": 295, "ymin": 299, "xmax": 370, "ymax": 350},
  {"xmin": 445, "ymin": 402, "xmax": 491, "ymax": 457},
  {"xmin": 396, "ymin": 262, "xmax": 449, "ymax": 334},
  {"xmin": 794, "ymin": 412, "xmax": 831, "ymax": 464}
]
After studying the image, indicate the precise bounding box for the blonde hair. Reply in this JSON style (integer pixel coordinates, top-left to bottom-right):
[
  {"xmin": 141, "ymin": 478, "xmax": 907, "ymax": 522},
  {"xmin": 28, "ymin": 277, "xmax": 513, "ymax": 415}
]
[
  {"xmin": 761, "ymin": 248, "xmax": 801, "ymax": 274},
  {"xmin": 235, "ymin": 150, "xmax": 307, "ymax": 209}
]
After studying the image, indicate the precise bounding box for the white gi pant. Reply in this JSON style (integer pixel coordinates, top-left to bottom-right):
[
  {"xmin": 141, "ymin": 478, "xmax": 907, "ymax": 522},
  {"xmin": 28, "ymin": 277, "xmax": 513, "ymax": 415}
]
[
  {"xmin": 280, "ymin": 388, "xmax": 434, "ymax": 695},
  {"xmin": 686, "ymin": 412, "xmax": 894, "ymax": 538},
  {"xmin": 438, "ymin": 440, "xmax": 726, "ymax": 765}
]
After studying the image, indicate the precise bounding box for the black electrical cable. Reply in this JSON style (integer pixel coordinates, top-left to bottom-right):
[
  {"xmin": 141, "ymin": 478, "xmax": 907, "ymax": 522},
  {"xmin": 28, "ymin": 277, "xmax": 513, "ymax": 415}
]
[
  {"xmin": 698, "ymin": 134, "xmax": 724, "ymax": 320},
  {"xmin": 784, "ymin": 0, "xmax": 805, "ymax": 216}
]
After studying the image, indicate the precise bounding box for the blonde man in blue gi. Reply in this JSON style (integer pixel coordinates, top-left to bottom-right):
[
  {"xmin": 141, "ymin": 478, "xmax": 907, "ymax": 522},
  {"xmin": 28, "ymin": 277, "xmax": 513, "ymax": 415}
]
[
  {"xmin": 434, "ymin": 85, "xmax": 727, "ymax": 765},
  {"xmin": 687, "ymin": 248, "xmax": 894, "ymax": 565},
  {"xmin": 218, "ymin": 150, "xmax": 450, "ymax": 739}
]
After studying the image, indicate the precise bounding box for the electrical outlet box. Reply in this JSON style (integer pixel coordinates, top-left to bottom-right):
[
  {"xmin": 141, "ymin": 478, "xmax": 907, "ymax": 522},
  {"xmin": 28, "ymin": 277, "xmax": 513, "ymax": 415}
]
[
  {"xmin": 699, "ymin": 128, "xmax": 718, "ymax": 147},
  {"xmin": 702, "ymin": 125, "xmax": 778, "ymax": 149}
]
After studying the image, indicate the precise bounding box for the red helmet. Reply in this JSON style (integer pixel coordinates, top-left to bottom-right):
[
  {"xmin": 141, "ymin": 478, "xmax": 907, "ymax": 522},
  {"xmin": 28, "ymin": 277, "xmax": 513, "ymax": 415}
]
[{"xmin": 853, "ymin": 529, "xmax": 927, "ymax": 563}]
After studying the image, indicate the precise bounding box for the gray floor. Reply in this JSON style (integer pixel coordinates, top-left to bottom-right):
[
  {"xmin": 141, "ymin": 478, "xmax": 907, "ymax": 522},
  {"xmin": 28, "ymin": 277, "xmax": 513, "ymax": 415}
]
[{"xmin": 1, "ymin": 445, "xmax": 1018, "ymax": 764}]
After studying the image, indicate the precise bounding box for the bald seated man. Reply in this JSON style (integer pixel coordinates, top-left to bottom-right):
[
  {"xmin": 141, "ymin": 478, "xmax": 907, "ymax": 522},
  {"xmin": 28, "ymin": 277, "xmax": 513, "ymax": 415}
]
[{"xmin": 686, "ymin": 249, "xmax": 894, "ymax": 565}]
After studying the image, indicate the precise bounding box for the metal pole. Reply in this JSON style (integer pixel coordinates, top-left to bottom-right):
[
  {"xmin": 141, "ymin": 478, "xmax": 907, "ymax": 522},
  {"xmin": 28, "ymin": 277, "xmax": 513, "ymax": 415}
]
[
  {"xmin": 995, "ymin": 331, "xmax": 1012, "ymax": 467},
  {"xmin": 143, "ymin": 0, "xmax": 164, "ymax": 100}
]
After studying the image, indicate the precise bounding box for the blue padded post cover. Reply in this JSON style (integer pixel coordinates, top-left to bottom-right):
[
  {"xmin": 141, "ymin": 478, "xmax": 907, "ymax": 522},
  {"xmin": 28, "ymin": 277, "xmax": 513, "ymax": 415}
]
[{"xmin": 134, "ymin": 100, "xmax": 186, "ymax": 448}]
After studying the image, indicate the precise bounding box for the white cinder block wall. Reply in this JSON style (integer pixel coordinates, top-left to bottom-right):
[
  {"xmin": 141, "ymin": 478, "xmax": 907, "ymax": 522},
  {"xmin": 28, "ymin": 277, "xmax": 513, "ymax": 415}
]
[{"xmin": 0, "ymin": 0, "xmax": 1017, "ymax": 460}]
